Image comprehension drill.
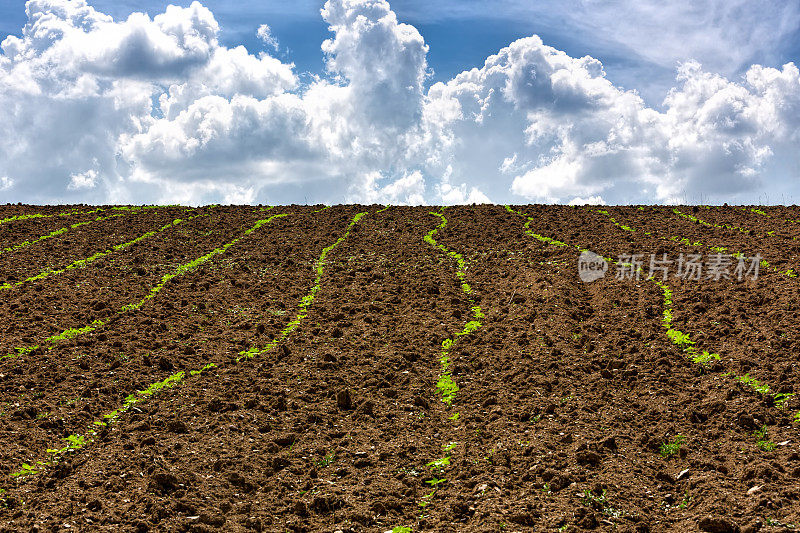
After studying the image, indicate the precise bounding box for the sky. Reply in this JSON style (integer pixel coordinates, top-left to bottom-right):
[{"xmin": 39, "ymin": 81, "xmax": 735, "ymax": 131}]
[{"xmin": 0, "ymin": 0, "xmax": 799, "ymax": 205}]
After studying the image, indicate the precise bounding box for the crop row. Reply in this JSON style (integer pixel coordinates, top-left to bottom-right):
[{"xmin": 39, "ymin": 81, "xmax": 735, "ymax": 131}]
[
  {"xmin": 0, "ymin": 206, "xmax": 118, "ymax": 226},
  {"xmin": 728, "ymin": 205, "xmax": 800, "ymax": 225},
  {"xmin": 398, "ymin": 209, "xmax": 486, "ymax": 527},
  {"xmin": 0, "ymin": 206, "xmax": 164, "ymax": 257},
  {"xmin": 508, "ymin": 205, "xmax": 800, "ymax": 424},
  {"xmin": 597, "ymin": 207, "xmax": 796, "ymax": 280},
  {"xmin": 0, "ymin": 207, "xmax": 323, "ymax": 470},
  {"xmin": 670, "ymin": 208, "xmax": 798, "ymax": 276},
  {"xmin": 675, "ymin": 207, "xmax": 769, "ymax": 238},
  {"xmin": 9, "ymin": 209, "xmax": 368, "ymax": 479},
  {"xmin": 2, "ymin": 209, "xmax": 285, "ymax": 362},
  {"xmin": 599, "ymin": 207, "xmax": 799, "ymax": 418},
  {"xmin": 0, "ymin": 208, "xmax": 202, "ymax": 292},
  {"xmin": 237, "ymin": 211, "xmax": 367, "ymax": 360}
]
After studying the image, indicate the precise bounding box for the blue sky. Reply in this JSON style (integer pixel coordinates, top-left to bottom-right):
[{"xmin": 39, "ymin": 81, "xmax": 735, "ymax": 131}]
[
  {"xmin": 0, "ymin": 2, "xmax": 564, "ymax": 85},
  {"xmin": 1, "ymin": 0, "xmax": 799, "ymax": 204},
  {"xmin": 3, "ymin": 0, "xmax": 796, "ymax": 103}
]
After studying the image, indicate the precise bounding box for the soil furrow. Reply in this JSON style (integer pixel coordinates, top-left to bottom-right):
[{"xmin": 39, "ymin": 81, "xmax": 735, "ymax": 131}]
[
  {"xmin": 1, "ymin": 210, "xmax": 286, "ymax": 364},
  {"xmin": 1, "ymin": 209, "xmax": 366, "ymax": 487}
]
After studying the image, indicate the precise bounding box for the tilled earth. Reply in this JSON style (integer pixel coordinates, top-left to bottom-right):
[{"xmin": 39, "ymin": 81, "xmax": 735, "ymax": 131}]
[{"xmin": 0, "ymin": 204, "xmax": 799, "ymax": 532}]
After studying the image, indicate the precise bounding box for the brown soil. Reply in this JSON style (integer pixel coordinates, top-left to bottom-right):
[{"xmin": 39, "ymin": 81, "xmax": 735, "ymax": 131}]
[{"xmin": 0, "ymin": 204, "xmax": 798, "ymax": 533}]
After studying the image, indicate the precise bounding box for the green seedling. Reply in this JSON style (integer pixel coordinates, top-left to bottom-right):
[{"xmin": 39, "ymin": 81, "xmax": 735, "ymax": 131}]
[
  {"xmin": 425, "ymin": 477, "xmax": 446, "ymax": 487},
  {"xmin": 764, "ymin": 517, "xmax": 797, "ymax": 529},
  {"xmin": 390, "ymin": 527, "xmax": 412, "ymax": 533},
  {"xmin": 426, "ymin": 456, "xmax": 451, "ymax": 471},
  {"xmin": 666, "ymin": 329, "xmax": 694, "ymax": 347},
  {"xmin": 10, "ymin": 460, "xmax": 48, "ymax": 478},
  {"xmin": 436, "ymin": 374, "xmax": 459, "ymax": 405},
  {"xmin": 754, "ymin": 425, "xmax": 776, "ymax": 452},
  {"xmin": 418, "ymin": 487, "xmax": 437, "ymax": 515},
  {"xmin": 773, "ymin": 393, "xmax": 795, "ymax": 410},
  {"xmin": 678, "ymin": 491, "xmax": 692, "ymax": 509},
  {"xmin": 659, "ymin": 435, "xmax": 686, "ymax": 458},
  {"xmin": 582, "ymin": 489, "xmax": 625, "ymax": 518},
  {"xmin": 730, "ymin": 373, "xmax": 770, "ymax": 394},
  {"xmin": 46, "ymin": 434, "xmax": 86, "ymax": 454},
  {"xmin": 190, "ymin": 363, "xmax": 217, "ymax": 376},
  {"xmin": 314, "ymin": 453, "xmax": 335, "ymax": 468},
  {"xmin": 690, "ymin": 350, "xmax": 720, "ymax": 367}
]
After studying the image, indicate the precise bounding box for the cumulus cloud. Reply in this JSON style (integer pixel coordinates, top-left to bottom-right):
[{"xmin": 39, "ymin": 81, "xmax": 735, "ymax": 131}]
[
  {"xmin": 0, "ymin": 0, "xmax": 799, "ymax": 205},
  {"xmin": 422, "ymin": 36, "xmax": 800, "ymax": 204}
]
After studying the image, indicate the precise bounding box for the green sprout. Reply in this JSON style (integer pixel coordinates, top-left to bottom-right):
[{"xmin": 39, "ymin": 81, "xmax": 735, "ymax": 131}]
[
  {"xmin": 659, "ymin": 435, "xmax": 686, "ymax": 458},
  {"xmin": 582, "ymin": 489, "xmax": 625, "ymax": 518},
  {"xmin": 754, "ymin": 425, "xmax": 776, "ymax": 452},
  {"xmin": 314, "ymin": 453, "xmax": 335, "ymax": 468}
]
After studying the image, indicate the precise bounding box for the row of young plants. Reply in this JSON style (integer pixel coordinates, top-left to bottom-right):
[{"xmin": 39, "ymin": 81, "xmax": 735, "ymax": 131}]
[
  {"xmin": 509, "ymin": 206, "xmax": 800, "ymax": 525},
  {"xmin": 670, "ymin": 208, "xmax": 798, "ymax": 277},
  {"xmin": 675, "ymin": 207, "xmax": 764, "ymax": 237},
  {"xmin": 0, "ymin": 208, "xmax": 202, "ymax": 292},
  {"xmin": 0, "ymin": 206, "xmax": 124, "ymax": 226},
  {"xmin": 9, "ymin": 209, "xmax": 368, "ymax": 480},
  {"xmin": 726, "ymin": 204, "xmax": 800, "ymax": 225},
  {"xmin": 0, "ymin": 206, "xmax": 159, "ymax": 258},
  {"xmin": 237, "ymin": 210, "xmax": 367, "ymax": 361},
  {"xmin": 587, "ymin": 207, "xmax": 799, "ymax": 422},
  {"xmin": 605, "ymin": 206, "xmax": 795, "ymax": 278},
  {"xmin": 423, "ymin": 210, "xmax": 484, "ymax": 405},
  {"xmin": 390, "ymin": 209, "xmax": 485, "ymax": 531},
  {"xmin": 2, "ymin": 209, "xmax": 285, "ymax": 362}
]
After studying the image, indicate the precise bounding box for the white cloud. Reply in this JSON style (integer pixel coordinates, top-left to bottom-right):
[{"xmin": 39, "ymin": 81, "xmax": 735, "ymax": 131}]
[
  {"xmin": 393, "ymin": 1, "xmax": 800, "ymax": 103},
  {"xmin": 353, "ymin": 170, "xmax": 426, "ymax": 205},
  {"xmin": 257, "ymin": 24, "xmax": 279, "ymax": 51},
  {"xmin": 438, "ymin": 181, "xmax": 492, "ymax": 205},
  {"xmin": 67, "ymin": 168, "xmax": 98, "ymax": 189},
  {"xmin": 0, "ymin": 0, "xmax": 799, "ymax": 205},
  {"xmin": 568, "ymin": 195, "xmax": 605, "ymax": 206},
  {"xmin": 556, "ymin": 1, "xmax": 800, "ymax": 79},
  {"xmin": 423, "ymin": 35, "xmax": 800, "ymax": 204},
  {"xmin": 0, "ymin": 176, "xmax": 13, "ymax": 191}
]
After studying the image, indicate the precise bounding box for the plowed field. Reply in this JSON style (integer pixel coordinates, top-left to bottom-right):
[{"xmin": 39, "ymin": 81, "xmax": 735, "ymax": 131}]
[{"xmin": 0, "ymin": 204, "xmax": 799, "ymax": 532}]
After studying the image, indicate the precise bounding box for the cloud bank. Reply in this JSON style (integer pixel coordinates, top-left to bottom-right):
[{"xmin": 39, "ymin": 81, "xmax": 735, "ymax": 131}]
[{"xmin": 0, "ymin": 0, "xmax": 799, "ymax": 205}]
